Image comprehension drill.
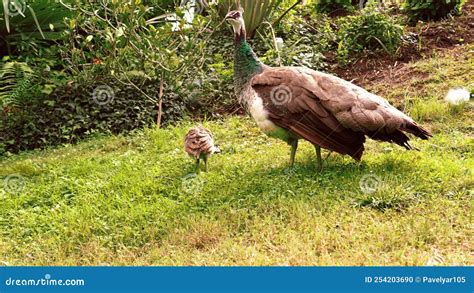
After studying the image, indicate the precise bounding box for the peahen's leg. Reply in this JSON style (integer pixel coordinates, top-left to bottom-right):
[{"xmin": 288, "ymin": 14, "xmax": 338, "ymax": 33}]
[
  {"xmin": 289, "ymin": 139, "xmax": 298, "ymax": 167},
  {"xmin": 315, "ymin": 145, "xmax": 322, "ymax": 171},
  {"xmin": 204, "ymin": 156, "xmax": 208, "ymax": 172}
]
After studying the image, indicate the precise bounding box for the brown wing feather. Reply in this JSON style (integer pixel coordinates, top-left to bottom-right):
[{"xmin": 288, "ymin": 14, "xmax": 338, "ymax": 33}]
[{"xmin": 251, "ymin": 67, "xmax": 431, "ymax": 158}]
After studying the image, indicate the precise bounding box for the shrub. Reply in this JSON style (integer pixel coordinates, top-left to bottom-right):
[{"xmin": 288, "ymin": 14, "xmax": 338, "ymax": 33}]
[
  {"xmin": 315, "ymin": 0, "xmax": 356, "ymax": 14},
  {"xmin": 336, "ymin": 3, "xmax": 403, "ymax": 63},
  {"xmin": 403, "ymin": 0, "xmax": 465, "ymax": 23},
  {"xmin": 264, "ymin": 6, "xmax": 336, "ymax": 70},
  {"xmin": 0, "ymin": 78, "xmax": 181, "ymax": 154}
]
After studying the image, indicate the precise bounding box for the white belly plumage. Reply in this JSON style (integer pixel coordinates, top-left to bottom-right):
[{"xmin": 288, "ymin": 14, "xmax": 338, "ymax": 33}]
[
  {"xmin": 248, "ymin": 96, "xmax": 278, "ymax": 133},
  {"xmin": 247, "ymin": 95, "xmax": 292, "ymax": 142}
]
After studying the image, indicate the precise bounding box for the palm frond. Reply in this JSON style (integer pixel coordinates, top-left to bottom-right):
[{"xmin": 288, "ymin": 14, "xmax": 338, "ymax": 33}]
[{"xmin": 1, "ymin": 0, "xmax": 73, "ymax": 41}]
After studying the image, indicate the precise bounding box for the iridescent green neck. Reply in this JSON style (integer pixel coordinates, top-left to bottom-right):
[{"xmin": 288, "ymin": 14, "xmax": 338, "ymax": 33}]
[{"xmin": 234, "ymin": 40, "xmax": 263, "ymax": 95}]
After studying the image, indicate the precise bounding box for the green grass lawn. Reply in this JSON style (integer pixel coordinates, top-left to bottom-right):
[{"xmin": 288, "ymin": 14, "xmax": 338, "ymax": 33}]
[{"xmin": 1, "ymin": 46, "xmax": 472, "ymax": 266}]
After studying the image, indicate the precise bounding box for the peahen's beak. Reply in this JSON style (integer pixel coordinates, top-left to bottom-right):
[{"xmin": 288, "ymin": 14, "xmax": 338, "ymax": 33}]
[{"xmin": 225, "ymin": 10, "xmax": 241, "ymax": 20}]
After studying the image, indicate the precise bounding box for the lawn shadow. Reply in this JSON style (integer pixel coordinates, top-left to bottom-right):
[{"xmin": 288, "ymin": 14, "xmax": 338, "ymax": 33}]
[
  {"xmin": 220, "ymin": 152, "xmax": 421, "ymax": 210},
  {"xmin": 171, "ymin": 148, "xmax": 424, "ymax": 215}
]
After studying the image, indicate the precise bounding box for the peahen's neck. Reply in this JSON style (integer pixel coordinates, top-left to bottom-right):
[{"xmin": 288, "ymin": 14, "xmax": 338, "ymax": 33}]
[{"xmin": 233, "ymin": 38, "xmax": 264, "ymax": 98}]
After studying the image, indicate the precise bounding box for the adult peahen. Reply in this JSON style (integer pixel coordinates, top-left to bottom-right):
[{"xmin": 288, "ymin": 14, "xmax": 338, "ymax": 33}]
[{"xmin": 225, "ymin": 9, "xmax": 431, "ymax": 170}]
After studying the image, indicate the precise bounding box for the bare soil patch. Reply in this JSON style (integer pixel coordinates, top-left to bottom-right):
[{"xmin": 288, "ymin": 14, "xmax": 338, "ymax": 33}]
[{"xmin": 328, "ymin": 0, "xmax": 473, "ymax": 88}]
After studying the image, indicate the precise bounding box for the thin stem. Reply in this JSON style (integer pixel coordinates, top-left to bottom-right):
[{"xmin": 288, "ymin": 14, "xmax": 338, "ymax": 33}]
[{"xmin": 272, "ymin": 0, "xmax": 300, "ymax": 27}]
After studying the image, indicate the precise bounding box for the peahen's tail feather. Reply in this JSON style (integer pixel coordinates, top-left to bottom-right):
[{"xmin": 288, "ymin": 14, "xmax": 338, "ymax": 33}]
[{"xmin": 403, "ymin": 122, "xmax": 432, "ymax": 140}]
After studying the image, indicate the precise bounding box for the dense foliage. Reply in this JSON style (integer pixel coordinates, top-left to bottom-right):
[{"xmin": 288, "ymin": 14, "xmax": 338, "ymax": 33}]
[
  {"xmin": 315, "ymin": 0, "xmax": 356, "ymax": 14},
  {"xmin": 1, "ymin": 0, "xmax": 217, "ymax": 153},
  {"xmin": 403, "ymin": 0, "xmax": 465, "ymax": 23},
  {"xmin": 1, "ymin": 78, "xmax": 168, "ymax": 153},
  {"xmin": 268, "ymin": 6, "xmax": 336, "ymax": 70},
  {"xmin": 336, "ymin": 3, "xmax": 403, "ymax": 63}
]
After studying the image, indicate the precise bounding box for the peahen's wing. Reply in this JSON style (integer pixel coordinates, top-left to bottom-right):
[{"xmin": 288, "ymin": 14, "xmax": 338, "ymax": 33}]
[
  {"xmin": 250, "ymin": 67, "xmax": 366, "ymax": 160},
  {"xmin": 250, "ymin": 67, "xmax": 431, "ymax": 159}
]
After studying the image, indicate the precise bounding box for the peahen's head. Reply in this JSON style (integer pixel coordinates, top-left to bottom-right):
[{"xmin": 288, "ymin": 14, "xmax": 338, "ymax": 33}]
[
  {"xmin": 225, "ymin": 9, "xmax": 246, "ymax": 41},
  {"xmin": 225, "ymin": 8, "xmax": 262, "ymax": 93}
]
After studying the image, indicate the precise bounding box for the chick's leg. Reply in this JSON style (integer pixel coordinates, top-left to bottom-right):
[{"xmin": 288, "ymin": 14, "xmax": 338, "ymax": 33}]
[{"xmin": 196, "ymin": 158, "xmax": 200, "ymax": 173}]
